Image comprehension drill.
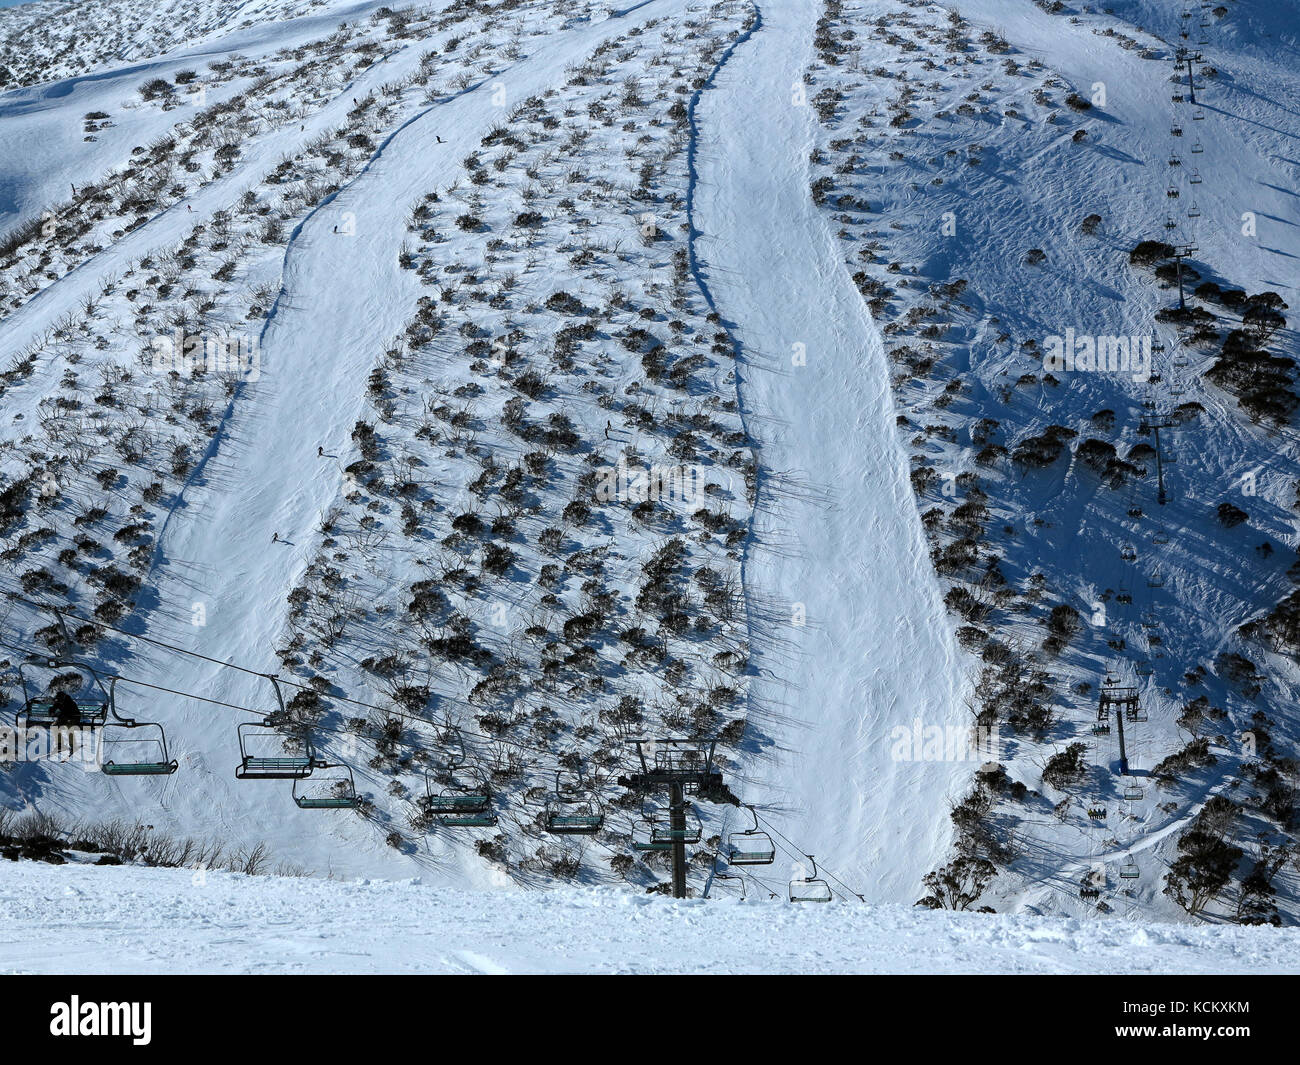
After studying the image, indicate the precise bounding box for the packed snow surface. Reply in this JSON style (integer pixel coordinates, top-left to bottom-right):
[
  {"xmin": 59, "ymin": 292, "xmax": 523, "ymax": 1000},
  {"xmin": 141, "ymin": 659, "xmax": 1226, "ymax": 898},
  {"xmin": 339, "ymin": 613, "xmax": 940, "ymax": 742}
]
[{"xmin": 1, "ymin": 860, "xmax": 1297, "ymax": 974}]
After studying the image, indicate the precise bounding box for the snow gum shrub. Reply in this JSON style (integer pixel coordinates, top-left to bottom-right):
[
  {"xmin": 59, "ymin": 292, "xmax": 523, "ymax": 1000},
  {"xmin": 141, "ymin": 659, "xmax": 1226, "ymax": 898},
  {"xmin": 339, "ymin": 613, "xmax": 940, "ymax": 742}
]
[
  {"xmin": 1153, "ymin": 737, "xmax": 1216, "ymax": 784},
  {"xmin": 138, "ymin": 77, "xmax": 174, "ymax": 101},
  {"xmin": 1041, "ymin": 741, "xmax": 1088, "ymax": 790},
  {"xmin": 1011, "ymin": 424, "xmax": 1075, "ymax": 469},
  {"xmin": 1064, "ymin": 92, "xmax": 1091, "ymax": 112},
  {"xmin": 1163, "ymin": 796, "xmax": 1242, "ymax": 916},
  {"xmin": 1129, "ymin": 240, "xmax": 1176, "ymax": 268},
  {"xmin": 1217, "ymin": 501, "xmax": 1249, "ymax": 528},
  {"xmin": 1041, "ymin": 604, "xmax": 1081, "ymax": 655},
  {"xmin": 917, "ymin": 854, "xmax": 997, "ymax": 910}
]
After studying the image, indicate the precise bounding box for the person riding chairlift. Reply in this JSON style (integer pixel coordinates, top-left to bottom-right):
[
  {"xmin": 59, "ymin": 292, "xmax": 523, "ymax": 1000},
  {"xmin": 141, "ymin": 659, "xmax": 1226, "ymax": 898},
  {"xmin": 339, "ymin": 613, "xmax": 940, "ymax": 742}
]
[{"xmin": 51, "ymin": 690, "xmax": 80, "ymax": 757}]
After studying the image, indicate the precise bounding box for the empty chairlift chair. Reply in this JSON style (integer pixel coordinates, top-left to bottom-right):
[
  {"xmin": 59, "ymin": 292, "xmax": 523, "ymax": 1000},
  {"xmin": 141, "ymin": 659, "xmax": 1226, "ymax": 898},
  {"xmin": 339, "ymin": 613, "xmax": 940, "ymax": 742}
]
[
  {"xmin": 1119, "ymin": 861, "xmax": 1141, "ymax": 880},
  {"xmin": 544, "ymin": 770, "xmax": 604, "ymax": 835},
  {"xmin": 789, "ymin": 855, "xmax": 833, "ymax": 903},
  {"xmin": 425, "ymin": 767, "xmax": 497, "ymax": 827},
  {"xmin": 650, "ymin": 805, "xmax": 703, "ymax": 847},
  {"xmin": 101, "ymin": 678, "xmax": 178, "ymax": 776},
  {"xmin": 293, "ymin": 763, "xmax": 360, "ymax": 809},
  {"xmin": 726, "ymin": 805, "xmax": 776, "ymax": 866},
  {"xmin": 631, "ymin": 815, "xmax": 675, "ymax": 852},
  {"xmin": 235, "ymin": 678, "xmax": 313, "ymax": 779}
]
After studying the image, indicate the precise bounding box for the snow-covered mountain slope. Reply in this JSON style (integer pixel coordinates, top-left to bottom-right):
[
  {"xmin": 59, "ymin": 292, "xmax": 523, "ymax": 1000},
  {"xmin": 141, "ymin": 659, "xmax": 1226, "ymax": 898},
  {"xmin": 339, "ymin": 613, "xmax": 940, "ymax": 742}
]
[
  {"xmin": 4, "ymin": 857, "xmax": 1298, "ymax": 973},
  {"xmin": 1, "ymin": 0, "xmax": 1299, "ymax": 934}
]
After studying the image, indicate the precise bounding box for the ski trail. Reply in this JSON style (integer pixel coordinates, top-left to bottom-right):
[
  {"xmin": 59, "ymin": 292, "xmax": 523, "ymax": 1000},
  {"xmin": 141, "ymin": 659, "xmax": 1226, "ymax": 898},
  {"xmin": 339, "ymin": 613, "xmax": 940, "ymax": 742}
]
[{"xmin": 692, "ymin": 0, "xmax": 972, "ymax": 904}]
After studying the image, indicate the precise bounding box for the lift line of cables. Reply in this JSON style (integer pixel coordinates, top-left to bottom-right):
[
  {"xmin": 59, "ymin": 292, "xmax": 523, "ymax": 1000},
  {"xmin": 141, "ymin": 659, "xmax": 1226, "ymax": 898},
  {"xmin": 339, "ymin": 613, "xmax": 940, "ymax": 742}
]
[{"xmin": 0, "ymin": 589, "xmax": 868, "ymax": 901}]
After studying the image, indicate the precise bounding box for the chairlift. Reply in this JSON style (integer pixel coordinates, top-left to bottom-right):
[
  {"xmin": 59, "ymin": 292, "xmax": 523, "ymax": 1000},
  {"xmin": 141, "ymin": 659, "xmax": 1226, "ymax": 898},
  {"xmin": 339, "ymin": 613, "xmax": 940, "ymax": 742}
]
[
  {"xmin": 1170, "ymin": 124, "xmax": 1183, "ymax": 137},
  {"xmin": 1120, "ymin": 543, "xmax": 1137, "ymax": 562},
  {"xmin": 631, "ymin": 814, "xmax": 675, "ymax": 852},
  {"xmin": 1119, "ymin": 861, "xmax": 1140, "ymax": 879},
  {"xmin": 1164, "ymin": 215, "xmax": 1178, "ymax": 230},
  {"xmin": 710, "ymin": 869, "xmax": 747, "ymax": 900},
  {"xmin": 1166, "ymin": 185, "xmax": 1180, "ymax": 199},
  {"xmin": 1168, "ymin": 153, "xmax": 1181, "ymax": 167},
  {"xmin": 1190, "ymin": 139, "xmax": 1203, "ymax": 154},
  {"xmin": 650, "ymin": 806, "xmax": 703, "ymax": 846},
  {"xmin": 16, "ymin": 659, "xmax": 109, "ymax": 731},
  {"xmin": 1187, "ymin": 202, "xmax": 1201, "ymax": 218},
  {"xmin": 1136, "ymin": 659, "xmax": 1154, "ymax": 677},
  {"xmin": 544, "ymin": 769, "xmax": 604, "ymax": 835},
  {"xmin": 1092, "ymin": 722, "xmax": 1111, "ymax": 736},
  {"xmin": 101, "ymin": 677, "xmax": 178, "ymax": 777},
  {"xmin": 726, "ymin": 805, "xmax": 776, "ymax": 866},
  {"xmin": 293, "ymin": 763, "xmax": 360, "ymax": 809},
  {"xmin": 1087, "ymin": 805, "xmax": 1107, "ymax": 819},
  {"xmin": 1123, "ymin": 785, "xmax": 1144, "ymax": 801},
  {"xmin": 1152, "ymin": 529, "xmax": 1170, "ymax": 545},
  {"xmin": 789, "ymin": 855, "xmax": 833, "ymax": 903},
  {"xmin": 1126, "ymin": 705, "xmax": 1148, "ymax": 722},
  {"xmin": 425, "ymin": 766, "xmax": 496, "ymax": 827},
  {"xmin": 236, "ymin": 720, "xmax": 314, "ymax": 779},
  {"xmin": 1192, "ymin": 108, "xmax": 1205, "ymax": 120},
  {"xmin": 1189, "ymin": 169, "xmax": 1202, "ymax": 184},
  {"xmin": 235, "ymin": 679, "xmax": 313, "ymax": 779},
  {"xmin": 1147, "ymin": 571, "xmax": 1165, "ymax": 588}
]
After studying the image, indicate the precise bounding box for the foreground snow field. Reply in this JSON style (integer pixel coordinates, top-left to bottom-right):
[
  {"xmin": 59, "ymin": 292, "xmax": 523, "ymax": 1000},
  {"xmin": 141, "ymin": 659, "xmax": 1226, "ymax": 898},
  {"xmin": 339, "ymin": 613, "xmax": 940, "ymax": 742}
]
[{"xmin": 1, "ymin": 860, "xmax": 1297, "ymax": 974}]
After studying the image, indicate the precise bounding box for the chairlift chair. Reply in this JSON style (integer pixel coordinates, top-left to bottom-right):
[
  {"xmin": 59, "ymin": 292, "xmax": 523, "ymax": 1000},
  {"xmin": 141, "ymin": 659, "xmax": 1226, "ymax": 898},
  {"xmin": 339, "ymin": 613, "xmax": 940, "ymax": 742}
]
[
  {"xmin": 1187, "ymin": 202, "xmax": 1201, "ymax": 218},
  {"xmin": 709, "ymin": 869, "xmax": 747, "ymax": 900},
  {"xmin": 1135, "ymin": 660, "xmax": 1154, "ymax": 677},
  {"xmin": 236, "ymin": 719, "xmax": 314, "ymax": 779},
  {"xmin": 1126, "ymin": 705, "xmax": 1148, "ymax": 722},
  {"xmin": 16, "ymin": 660, "xmax": 109, "ymax": 731},
  {"xmin": 726, "ymin": 805, "xmax": 776, "ymax": 866},
  {"xmin": 101, "ymin": 679, "xmax": 178, "ymax": 776},
  {"xmin": 1092, "ymin": 722, "xmax": 1111, "ymax": 736},
  {"xmin": 1123, "ymin": 785, "xmax": 1144, "ymax": 801},
  {"xmin": 1120, "ymin": 543, "xmax": 1137, "ymax": 563},
  {"xmin": 631, "ymin": 815, "xmax": 675, "ymax": 852},
  {"xmin": 1119, "ymin": 862, "xmax": 1140, "ymax": 879},
  {"xmin": 425, "ymin": 766, "xmax": 496, "ymax": 827},
  {"xmin": 1166, "ymin": 185, "xmax": 1180, "ymax": 199},
  {"xmin": 1190, "ymin": 140, "xmax": 1203, "ymax": 154},
  {"xmin": 1189, "ymin": 169, "xmax": 1202, "ymax": 184},
  {"xmin": 544, "ymin": 770, "xmax": 604, "ymax": 835},
  {"xmin": 293, "ymin": 763, "xmax": 360, "ymax": 809},
  {"xmin": 650, "ymin": 805, "xmax": 703, "ymax": 846},
  {"xmin": 1152, "ymin": 529, "xmax": 1170, "ymax": 545},
  {"xmin": 1147, "ymin": 571, "xmax": 1165, "ymax": 588},
  {"xmin": 1192, "ymin": 108, "xmax": 1204, "ymax": 120},
  {"xmin": 789, "ymin": 856, "xmax": 833, "ymax": 903}
]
